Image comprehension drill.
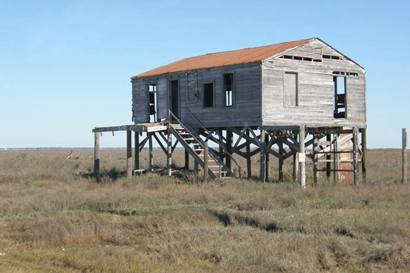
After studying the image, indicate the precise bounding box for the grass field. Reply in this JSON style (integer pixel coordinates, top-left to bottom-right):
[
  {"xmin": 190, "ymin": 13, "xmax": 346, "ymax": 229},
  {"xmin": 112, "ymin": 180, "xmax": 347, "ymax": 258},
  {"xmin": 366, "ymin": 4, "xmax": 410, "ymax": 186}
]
[{"xmin": 0, "ymin": 148, "xmax": 409, "ymax": 273}]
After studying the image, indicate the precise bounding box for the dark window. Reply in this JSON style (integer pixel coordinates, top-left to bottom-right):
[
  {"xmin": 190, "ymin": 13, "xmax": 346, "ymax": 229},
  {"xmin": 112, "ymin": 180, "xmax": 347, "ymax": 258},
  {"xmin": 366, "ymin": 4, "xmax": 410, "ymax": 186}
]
[
  {"xmin": 223, "ymin": 73, "xmax": 234, "ymax": 107},
  {"xmin": 334, "ymin": 76, "xmax": 346, "ymax": 118},
  {"xmin": 203, "ymin": 83, "xmax": 214, "ymax": 107},
  {"xmin": 284, "ymin": 72, "xmax": 298, "ymax": 107},
  {"xmin": 147, "ymin": 84, "xmax": 157, "ymax": 122}
]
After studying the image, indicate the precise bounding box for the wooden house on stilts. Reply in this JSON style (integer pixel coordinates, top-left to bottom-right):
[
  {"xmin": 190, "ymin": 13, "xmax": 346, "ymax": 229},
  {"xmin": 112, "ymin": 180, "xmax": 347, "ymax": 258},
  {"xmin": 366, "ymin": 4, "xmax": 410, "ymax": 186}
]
[{"xmin": 93, "ymin": 37, "xmax": 367, "ymax": 186}]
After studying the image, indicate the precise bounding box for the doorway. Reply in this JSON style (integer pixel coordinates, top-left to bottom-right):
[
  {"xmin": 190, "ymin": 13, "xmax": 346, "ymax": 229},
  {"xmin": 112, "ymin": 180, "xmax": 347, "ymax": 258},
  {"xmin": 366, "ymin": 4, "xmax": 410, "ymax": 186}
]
[{"xmin": 170, "ymin": 80, "xmax": 179, "ymax": 120}]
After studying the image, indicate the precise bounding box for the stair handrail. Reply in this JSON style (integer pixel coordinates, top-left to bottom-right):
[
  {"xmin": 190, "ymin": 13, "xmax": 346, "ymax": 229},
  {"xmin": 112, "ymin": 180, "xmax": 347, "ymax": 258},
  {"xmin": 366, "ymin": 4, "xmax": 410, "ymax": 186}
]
[{"xmin": 171, "ymin": 109, "xmax": 242, "ymax": 178}]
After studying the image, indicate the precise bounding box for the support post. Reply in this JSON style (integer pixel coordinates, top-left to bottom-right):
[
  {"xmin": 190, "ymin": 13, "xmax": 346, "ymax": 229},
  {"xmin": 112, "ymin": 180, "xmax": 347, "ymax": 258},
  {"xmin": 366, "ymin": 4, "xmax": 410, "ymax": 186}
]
[
  {"xmin": 226, "ymin": 129, "xmax": 233, "ymax": 171},
  {"xmin": 246, "ymin": 129, "xmax": 252, "ymax": 178},
  {"xmin": 134, "ymin": 131, "xmax": 140, "ymax": 172},
  {"xmin": 167, "ymin": 127, "xmax": 172, "ymax": 176},
  {"xmin": 361, "ymin": 128, "xmax": 367, "ymax": 183},
  {"xmin": 126, "ymin": 129, "xmax": 132, "ymax": 178},
  {"xmin": 278, "ymin": 138, "xmax": 284, "ymax": 183},
  {"xmin": 148, "ymin": 133, "xmax": 153, "ymax": 171},
  {"xmin": 184, "ymin": 149, "xmax": 189, "ymax": 170},
  {"xmin": 299, "ymin": 125, "xmax": 306, "ymax": 189},
  {"xmin": 203, "ymin": 142, "xmax": 209, "ymax": 182},
  {"xmin": 94, "ymin": 132, "xmax": 100, "ymax": 181},
  {"xmin": 194, "ymin": 159, "xmax": 199, "ymax": 183},
  {"xmin": 326, "ymin": 134, "xmax": 331, "ymax": 179},
  {"xmin": 313, "ymin": 133, "xmax": 318, "ymax": 186},
  {"xmin": 265, "ymin": 133, "xmax": 270, "ymax": 182},
  {"xmin": 333, "ymin": 133, "xmax": 338, "ymax": 184},
  {"xmin": 353, "ymin": 127, "xmax": 358, "ymax": 185},
  {"xmin": 292, "ymin": 134, "xmax": 298, "ymax": 183},
  {"xmin": 403, "ymin": 128, "xmax": 407, "ymax": 183},
  {"xmin": 260, "ymin": 129, "xmax": 267, "ymax": 183}
]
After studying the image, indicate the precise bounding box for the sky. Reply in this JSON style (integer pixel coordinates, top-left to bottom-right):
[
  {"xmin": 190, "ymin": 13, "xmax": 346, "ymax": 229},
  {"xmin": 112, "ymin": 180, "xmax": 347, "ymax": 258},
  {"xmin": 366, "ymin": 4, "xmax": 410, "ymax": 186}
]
[{"xmin": 0, "ymin": 0, "xmax": 409, "ymax": 148}]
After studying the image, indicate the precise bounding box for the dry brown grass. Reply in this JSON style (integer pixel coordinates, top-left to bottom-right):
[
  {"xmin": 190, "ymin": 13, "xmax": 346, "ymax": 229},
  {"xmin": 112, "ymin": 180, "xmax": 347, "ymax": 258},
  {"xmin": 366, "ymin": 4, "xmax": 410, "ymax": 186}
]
[{"xmin": 0, "ymin": 148, "xmax": 409, "ymax": 273}]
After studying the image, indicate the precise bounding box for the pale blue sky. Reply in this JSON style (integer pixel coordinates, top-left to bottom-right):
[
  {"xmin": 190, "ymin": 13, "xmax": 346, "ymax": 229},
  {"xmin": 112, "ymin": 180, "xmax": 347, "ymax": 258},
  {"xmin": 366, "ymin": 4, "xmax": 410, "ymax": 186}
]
[{"xmin": 0, "ymin": 0, "xmax": 409, "ymax": 148}]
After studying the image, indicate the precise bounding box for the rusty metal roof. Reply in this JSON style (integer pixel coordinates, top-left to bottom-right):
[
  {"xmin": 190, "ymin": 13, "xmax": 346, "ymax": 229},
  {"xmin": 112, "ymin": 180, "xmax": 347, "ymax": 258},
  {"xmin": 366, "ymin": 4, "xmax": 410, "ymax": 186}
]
[{"xmin": 136, "ymin": 38, "xmax": 312, "ymax": 78}]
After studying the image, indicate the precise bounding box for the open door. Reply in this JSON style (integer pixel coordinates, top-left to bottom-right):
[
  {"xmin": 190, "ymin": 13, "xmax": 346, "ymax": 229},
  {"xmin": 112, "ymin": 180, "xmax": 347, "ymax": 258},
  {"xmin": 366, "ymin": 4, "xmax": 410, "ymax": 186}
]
[{"xmin": 170, "ymin": 80, "xmax": 179, "ymax": 120}]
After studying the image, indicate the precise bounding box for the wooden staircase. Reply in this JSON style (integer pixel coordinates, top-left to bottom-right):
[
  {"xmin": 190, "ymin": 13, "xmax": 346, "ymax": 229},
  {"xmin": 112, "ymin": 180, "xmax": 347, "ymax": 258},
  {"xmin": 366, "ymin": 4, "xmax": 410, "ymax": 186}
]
[{"xmin": 168, "ymin": 116, "xmax": 232, "ymax": 180}]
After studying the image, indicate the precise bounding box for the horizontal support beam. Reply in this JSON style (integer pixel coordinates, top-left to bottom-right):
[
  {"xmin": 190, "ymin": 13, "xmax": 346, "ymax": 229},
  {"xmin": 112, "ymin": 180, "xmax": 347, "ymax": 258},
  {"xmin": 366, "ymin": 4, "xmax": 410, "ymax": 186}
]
[{"xmin": 93, "ymin": 123, "xmax": 167, "ymax": 133}]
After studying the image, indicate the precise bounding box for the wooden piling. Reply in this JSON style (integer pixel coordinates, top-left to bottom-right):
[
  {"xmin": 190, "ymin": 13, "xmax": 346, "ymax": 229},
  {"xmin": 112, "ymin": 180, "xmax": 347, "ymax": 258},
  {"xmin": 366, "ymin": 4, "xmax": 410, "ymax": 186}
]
[
  {"xmin": 403, "ymin": 128, "xmax": 407, "ymax": 183},
  {"xmin": 134, "ymin": 131, "xmax": 140, "ymax": 171},
  {"xmin": 94, "ymin": 132, "xmax": 100, "ymax": 181},
  {"xmin": 299, "ymin": 125, "xmax": 306, "ymax": 189},
  {"xmin": 126, "ymin": 129, "xmax": 132, "ymax": 178},
  {"xmin": 167, "ymin": 127, "xmax": 172, "ymax": 176},
  {"xmin": 333, "ymin": 133, "xmax": 338, "ymax": 184},
  {"xmin": 226, "ymin": 129, "xmax": 233, "ymax": 170},
  {"xmin": 184, "ymin": 149, "xmax": 189, "ymax": 170},
  {"xmin": 353, "ymin": 127, "xmax": 358, "ymax": 185},
  {"xmin": 361, "ymin": 128, "xmax": 367, "ymax": 183},
  {"xmin": 278, "ymin": 138, "xmax": 284, "ymax": 183},
  {"xmin": 246, "ymin": 129, "xmax": 252, "ymax": 178},
  {"xmin": 313, "ymin": 133, "xmax": 318, "ymax": 186},
  {"xmin": 148, "ymin": 133, "xmax": 153, "ymax": 171},
  {"xmin": 265, "ymin": 133, "xmax": 270, "ymax": 182},
  {"xmin": 260, "ymin": 129, "xmax": 267, "ymax": 183},
  {"xmin": 292, "ymin": 133, "xmax": 298, "ymax": 183},
  {"xmin": 203, "ymin": 142, "xmax": 209, "ymax": 182},
  {"xmin": 326, "ymin": 134, "xmax": 331, "ymax": 179}
]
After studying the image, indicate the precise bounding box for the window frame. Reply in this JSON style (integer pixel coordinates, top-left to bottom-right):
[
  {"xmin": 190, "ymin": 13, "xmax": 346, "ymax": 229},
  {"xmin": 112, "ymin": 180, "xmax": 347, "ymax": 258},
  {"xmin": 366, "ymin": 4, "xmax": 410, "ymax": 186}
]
[
  {"xmin": 223, "ymin": 73, "xmax": 235, "ymax": 107},
  {"xmin": 283, "ymin": 72, "xmax": 299, "ymax": 107},
  {"xmin": 333, "ymin": 76, "xmax": 347, "ymax": 119},
  {"xmin": 203, "ymin": 82, "xmax": 215, "ymax": 108}
]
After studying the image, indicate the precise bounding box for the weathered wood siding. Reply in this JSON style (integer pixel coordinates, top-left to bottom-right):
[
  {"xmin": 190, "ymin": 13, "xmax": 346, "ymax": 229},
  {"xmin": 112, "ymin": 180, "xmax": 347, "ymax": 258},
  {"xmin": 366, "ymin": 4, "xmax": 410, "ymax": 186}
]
[
  {"xmin": 132, "ymin": 63, "xmax": 263, "ymax": 128},
  {"xmin": 262, "ymin": 39, "xmax": 366, "ymax": 128},
  {"xmin": 131, "ymin": 79, "xmax": 149, "ymax": 123}
]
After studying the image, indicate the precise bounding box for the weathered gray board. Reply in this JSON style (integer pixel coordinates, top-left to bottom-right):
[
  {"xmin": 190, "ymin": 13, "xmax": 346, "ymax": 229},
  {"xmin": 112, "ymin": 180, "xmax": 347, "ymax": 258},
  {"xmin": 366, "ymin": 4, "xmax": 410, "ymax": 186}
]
[{"xmin": 132, "ymin": 38, "xmax": 366, "ymax": 129}]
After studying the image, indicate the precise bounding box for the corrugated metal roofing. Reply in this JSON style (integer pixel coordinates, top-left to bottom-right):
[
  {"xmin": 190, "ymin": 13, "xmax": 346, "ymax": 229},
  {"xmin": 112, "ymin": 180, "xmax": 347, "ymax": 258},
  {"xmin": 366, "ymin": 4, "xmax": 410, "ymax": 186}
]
[{"xmin": 136, "ymin": 38, "xmax": 312, "ymax": 78}]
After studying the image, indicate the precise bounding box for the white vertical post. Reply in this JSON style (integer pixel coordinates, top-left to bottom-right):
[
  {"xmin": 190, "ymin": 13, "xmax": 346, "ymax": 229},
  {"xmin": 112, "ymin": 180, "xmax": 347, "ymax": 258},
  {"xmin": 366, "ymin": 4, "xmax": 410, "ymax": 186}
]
[{"xmin": 299, "ymin": 125, "xmax": 306, "ymax": 189}]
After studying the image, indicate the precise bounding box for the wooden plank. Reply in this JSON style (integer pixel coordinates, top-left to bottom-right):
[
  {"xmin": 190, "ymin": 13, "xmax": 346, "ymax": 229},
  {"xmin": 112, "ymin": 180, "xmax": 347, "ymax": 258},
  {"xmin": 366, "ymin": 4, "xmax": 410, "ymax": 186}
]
[{"xmin": 226, "ymin": 130, "xmax": 233, "ymax": 170}]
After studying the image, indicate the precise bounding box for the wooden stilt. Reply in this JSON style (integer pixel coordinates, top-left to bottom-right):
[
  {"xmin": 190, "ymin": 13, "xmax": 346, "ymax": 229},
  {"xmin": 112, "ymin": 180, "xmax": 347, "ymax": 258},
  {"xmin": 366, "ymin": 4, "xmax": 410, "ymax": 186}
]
[
  {"xmin": 226, "ymin": 129, "xmax": 233, "ymax": 171},
  {"xmin": 265, "ymin": 133, "xmax": 270, "ymax": 182},
  {"xmin": 326, "ymin": 134, "xmax": 331, "ymax": 179},
  {"xmin": 260, "ymin": 129, "xmax": 267, "ymax": 183},
  {"xmin": 126, "ymin": 129, "xmax": 132, "ymax": 178},
  {"xmin": 219, "ymin": 129, "xmax": 224, "ymax": 161},
  {"xmin": 333, "ymin": 133, "xmax": 338, "ymax": 184},
  {"xmin": 148, "ymin": 133, "xmax": 153, "ymax": 171},
  {"xmin": 299, "ymin": 125, "xmax": 306, "ymax": 189},
  {"xmin": 313, "ymin": 133, "xmax": 318, "ymax": 186},
  {"xmin": 203, "ymin": 142, "xmax": 209, "ymax": 182},
  {"xmin": 278, "ymin": 138, "xmax": 284, "ymax": 183},
  {"xmin": 246, "ymin": 129, "xmax": 252, "ymax": 178},
  {"xmin": 292, "ymin": 134, "xmax": 298, "ymax": 183},
  {"xmin": 353, "ymin": 127, "xmax": 358, "ymax": 185},
  {"xmin": 361, "ymin": 128, "xmax": 367, "ymax": 183},
  {"xmin": 184, "ymin": 149, "xmax": 189, "ymax": 170},
  {"xmin": 134, "ymin": 131, "xmax": 140, "ymax": 172},
  {"xmin": 402, "ymin": 128, "xmax": 407, "ymax": 183},
  {"xmin": 194, "ymin": 159, "xmax": 199, "ymax": 183},
  {"xmin": 94, "ymin": 132, "xmax": 100, "ymax": 181},
  {"xmin": 167, "ymin": 127, "xmax": 172, "ymax": 176}
]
